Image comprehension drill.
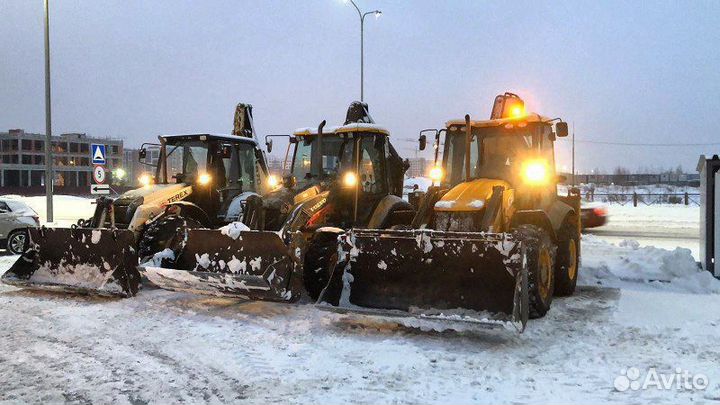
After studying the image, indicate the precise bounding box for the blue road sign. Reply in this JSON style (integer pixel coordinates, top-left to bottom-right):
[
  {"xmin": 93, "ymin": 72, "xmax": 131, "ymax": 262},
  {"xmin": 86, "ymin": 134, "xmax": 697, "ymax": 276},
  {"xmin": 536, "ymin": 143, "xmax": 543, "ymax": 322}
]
[{"xmin": 91, "ymin": 144, "xmax": 106, "ymax": 165}]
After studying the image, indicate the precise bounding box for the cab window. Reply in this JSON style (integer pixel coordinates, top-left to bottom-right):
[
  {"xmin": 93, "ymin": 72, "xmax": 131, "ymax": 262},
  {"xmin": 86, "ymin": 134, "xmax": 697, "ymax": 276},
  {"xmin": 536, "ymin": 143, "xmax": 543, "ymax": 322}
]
[{"xmin": 358, "ymin": 136, "xmax": 386, "ymax": 194}]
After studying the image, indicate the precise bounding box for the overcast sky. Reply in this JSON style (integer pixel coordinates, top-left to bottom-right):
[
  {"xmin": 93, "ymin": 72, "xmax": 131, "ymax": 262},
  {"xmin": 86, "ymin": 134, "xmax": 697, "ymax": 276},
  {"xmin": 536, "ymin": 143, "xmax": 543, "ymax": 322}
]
[{"xmin": 2, "ymin": 0, "xmax": 720, "ymax": 173}]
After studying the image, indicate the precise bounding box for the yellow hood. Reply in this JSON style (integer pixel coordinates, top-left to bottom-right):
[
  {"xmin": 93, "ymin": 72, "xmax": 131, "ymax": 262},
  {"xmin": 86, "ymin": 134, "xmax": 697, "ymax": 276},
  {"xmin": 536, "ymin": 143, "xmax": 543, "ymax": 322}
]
[{"xmin": 435, "ymin": 178, "xmax": 511, "ymax": 212}]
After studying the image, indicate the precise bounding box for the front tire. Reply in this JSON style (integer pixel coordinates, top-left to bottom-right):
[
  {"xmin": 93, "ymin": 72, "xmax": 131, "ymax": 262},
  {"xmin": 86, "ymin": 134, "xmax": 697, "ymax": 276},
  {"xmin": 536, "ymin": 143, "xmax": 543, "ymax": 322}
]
[
  {"xmin": 138, "ymin": 215, "xmax": 203, "ymax": 265},
  {"xmin": 303, "ymin": 231, "xmax": 341, "ymax": 301},
  {"xmin": 515, "ymin": 224, "xmax": 555, "ymax": 319},
  {"xmin": 554, "ymin": 216, "xmax": 580, "ymax": 296},
  {"xmin": 7, "ymin": 230, "xmax": 28, "ymax": 255}
]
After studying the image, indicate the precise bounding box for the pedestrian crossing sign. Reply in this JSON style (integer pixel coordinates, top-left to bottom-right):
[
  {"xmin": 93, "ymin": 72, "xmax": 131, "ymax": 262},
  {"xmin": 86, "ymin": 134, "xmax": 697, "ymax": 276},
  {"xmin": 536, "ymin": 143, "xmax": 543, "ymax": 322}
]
[{"xmin": 91, "ymin": 144, "xmax": 106, "ymax": 165}]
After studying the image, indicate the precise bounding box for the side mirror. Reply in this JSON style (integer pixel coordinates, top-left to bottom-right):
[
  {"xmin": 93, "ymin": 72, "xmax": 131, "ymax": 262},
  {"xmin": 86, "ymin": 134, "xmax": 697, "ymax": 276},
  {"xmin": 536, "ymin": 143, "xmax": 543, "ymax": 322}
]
[
  {"xmin": 266, "ymin": 139, "xmax": 273, "ymax": 153},
  {"xmin": 556, "ymin": 121, "xmax": 569, "ymax": 138},
  {"xmin": 418, "ymin": 134, "xmax": 427, "ymax": 151},
  {"xmin": 139, "ymin": 148, "xmax": 147, "ymax": 159}
]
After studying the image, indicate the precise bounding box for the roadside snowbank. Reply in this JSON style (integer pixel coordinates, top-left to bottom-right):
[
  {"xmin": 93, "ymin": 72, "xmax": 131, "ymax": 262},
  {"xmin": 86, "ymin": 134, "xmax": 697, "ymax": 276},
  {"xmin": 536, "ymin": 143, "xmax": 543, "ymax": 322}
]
[
  {"xmin": 0, "ymin": 194, "xmax": 95, "ymax": 225},
  {"xmin": 602, "ymin": 204, "xmax": 698, "ymax": 235},
  {"xmin": 579, "ymin": 234, "xmax": 718, "ymax": 294}
]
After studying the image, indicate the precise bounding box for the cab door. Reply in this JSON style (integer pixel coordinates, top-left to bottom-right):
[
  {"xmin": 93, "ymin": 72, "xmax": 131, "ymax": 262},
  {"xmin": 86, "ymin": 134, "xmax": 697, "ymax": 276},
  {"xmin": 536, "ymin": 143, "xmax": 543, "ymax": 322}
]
[{"xmin": 354, "ymin": 134, "xmax": 389, "ymax": 226}]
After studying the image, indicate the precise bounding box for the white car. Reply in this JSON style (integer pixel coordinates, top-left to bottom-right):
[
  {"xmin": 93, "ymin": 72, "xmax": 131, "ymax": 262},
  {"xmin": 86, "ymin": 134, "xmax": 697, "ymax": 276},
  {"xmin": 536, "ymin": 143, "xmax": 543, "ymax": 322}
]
[{"xmin": 0, "ymin": 199, "xmax": 40, "ymax": 254}]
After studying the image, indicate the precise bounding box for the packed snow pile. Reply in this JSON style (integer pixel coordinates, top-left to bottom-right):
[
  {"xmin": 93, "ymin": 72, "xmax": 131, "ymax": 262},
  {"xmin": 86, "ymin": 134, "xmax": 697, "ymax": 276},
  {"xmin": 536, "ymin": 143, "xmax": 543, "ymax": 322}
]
[{"xmin": 579, "ymin": 234, "xmax": 720, "ymax": 293}]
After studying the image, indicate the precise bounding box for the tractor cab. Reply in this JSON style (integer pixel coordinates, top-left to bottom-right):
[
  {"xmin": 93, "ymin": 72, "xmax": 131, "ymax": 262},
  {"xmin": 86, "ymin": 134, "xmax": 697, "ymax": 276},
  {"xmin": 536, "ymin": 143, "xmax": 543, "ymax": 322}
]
[
  {"xmin": 420, "ymin": 93, "xmax": 569, "ymax": 213},
  {"xmin": 263, "ymin": 102, "xmax": 407, "ymax": 231},
  {"xmin": 136, "ymin": 133, "xmax": 269, "ymax": 227},
  {"xmin": 300, "ymin": 123, "xmax": 402, "ymax": 228},
  {"xmin": 442, "ymin": 115, "xmax": 563, "ymax": 190}
]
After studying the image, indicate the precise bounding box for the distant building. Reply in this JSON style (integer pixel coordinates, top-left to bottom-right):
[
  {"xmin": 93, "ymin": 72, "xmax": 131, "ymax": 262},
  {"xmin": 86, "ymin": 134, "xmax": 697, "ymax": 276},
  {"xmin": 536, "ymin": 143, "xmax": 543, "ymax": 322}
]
[
  {"xmin": 266, "ymin": 155, "xmax": 285, "ymax": 174},
  {"xmin": 0, "ymin": 129, "xmax": 123, "ymax": 188},
  {"xmin": 406, "ymin": 157, "xmax": 428, "ymax": 178}
]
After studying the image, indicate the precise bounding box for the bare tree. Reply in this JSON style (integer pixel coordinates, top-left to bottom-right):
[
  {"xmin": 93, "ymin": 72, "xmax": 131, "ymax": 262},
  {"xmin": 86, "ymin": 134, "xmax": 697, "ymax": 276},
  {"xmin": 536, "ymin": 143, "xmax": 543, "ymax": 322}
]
[{"xmin": 613, "ymin": 166, "xmax": 630, "ymax": 175}]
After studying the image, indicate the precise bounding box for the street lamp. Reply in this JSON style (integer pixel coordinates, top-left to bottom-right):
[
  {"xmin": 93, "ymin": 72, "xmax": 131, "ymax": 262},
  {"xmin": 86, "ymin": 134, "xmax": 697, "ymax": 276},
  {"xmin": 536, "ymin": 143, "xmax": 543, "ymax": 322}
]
[
  {"xmin": 344, "ymin": 0, "xmax": 381, "ymax": 102},
  {"xmin": 43, "ymin": 0, "xmax": 53, "ymax": 222}
]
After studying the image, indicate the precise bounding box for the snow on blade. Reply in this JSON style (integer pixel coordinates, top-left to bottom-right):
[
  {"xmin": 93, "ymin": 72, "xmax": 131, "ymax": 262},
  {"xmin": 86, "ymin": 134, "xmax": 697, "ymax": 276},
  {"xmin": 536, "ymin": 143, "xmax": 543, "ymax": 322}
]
[
  {"xmin": 90, "ymin": 230, "xmax": 102, "ymax": 244},
  {"xmin": 29, "ymin": 261, "xmax": 123, "ymax": 294},
  {"xmin": 434, "ymin": 200, "xmax": 456, "ymax": 209},
  {"xmin": 468, "ymin": 200, "xmax": 485, "ymax": 208},
  {"xmin": 219, "ymin": 222, "xmax": 250, "ymax": 240},
  {"xmin": 194, "ymin": 253, "xmax": 211, "ymax": 269}
]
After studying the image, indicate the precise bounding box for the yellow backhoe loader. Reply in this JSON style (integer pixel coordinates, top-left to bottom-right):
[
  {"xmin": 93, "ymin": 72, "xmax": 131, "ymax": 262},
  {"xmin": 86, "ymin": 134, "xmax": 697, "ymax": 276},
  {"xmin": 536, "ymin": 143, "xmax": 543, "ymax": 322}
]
[{"xmin": 318, "ymin": 93, "xmax": 581, "ymax": 332}]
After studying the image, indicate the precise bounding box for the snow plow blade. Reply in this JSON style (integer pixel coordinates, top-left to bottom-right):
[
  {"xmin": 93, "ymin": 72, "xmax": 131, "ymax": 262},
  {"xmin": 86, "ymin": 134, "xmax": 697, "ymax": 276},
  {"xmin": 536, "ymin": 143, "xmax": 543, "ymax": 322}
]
[
  {"xmin": 317, "ymin": 229, "xmax": 529, "ymax": 332},
  {"xmin": 141, "ymin": 230, "xmax": 303, "ymax": 301},
  {"xmin": 1, "ymin": 227, "xmax": 140, "ymax": 297}
]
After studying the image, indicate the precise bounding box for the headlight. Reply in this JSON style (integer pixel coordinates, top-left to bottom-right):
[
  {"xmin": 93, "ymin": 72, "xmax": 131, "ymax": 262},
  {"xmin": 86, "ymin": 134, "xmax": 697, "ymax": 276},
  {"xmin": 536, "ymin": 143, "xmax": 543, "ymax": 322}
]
[
  {"xmin": 114, "ymin": 168, "xmax": 126, "ymax": 180},
  {"xmin": 429, "ymin": 166, "xmax": 444, "ymax": 182},
  {"xmin": 139, "ymin": 174, "xmax": 153, "ymax": 187},
  {"xmin": 267, "ymin": 174, "xmax": 280, "ymax": 189},
  {"xmin": 343, "ymin": 172, "xmax": 358, "ymax": 187},
  {"xmin": 198, "ymin": 173, "xmax": 212, "ymax": 185},
  {"xmin": 522, "ymin": 159, "xmax": 549, "ymax": 185}
]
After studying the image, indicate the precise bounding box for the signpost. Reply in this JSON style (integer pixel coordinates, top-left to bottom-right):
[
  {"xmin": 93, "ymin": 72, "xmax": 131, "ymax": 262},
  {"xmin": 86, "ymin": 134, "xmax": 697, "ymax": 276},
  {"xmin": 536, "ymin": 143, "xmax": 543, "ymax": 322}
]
[
  {"xmin": 93, "ymin": 165, "xmax": 106, "ymax": 184},
  {"xmin": 90, "ymin": 184, "xmax": 110, "ymax": 195},
  {"xmin": 91, "ymin": 144, "xmax": 106, "ymax": 165},
  {"xmin": 90, "ymin": 144, "xmax": 109, "ymax": 195}
]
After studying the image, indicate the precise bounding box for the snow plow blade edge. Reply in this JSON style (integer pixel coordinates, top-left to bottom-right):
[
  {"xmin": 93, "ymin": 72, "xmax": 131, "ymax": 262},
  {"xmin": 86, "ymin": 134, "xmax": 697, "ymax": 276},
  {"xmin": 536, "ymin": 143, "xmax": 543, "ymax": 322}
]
[
  {"xmin": 317, "ymin": 229, "xmax": 529, "ymax": 332},
  {"xmin": 1, "ymin": 227, "xmax": 140, "ymax": 297},
  {"xmin": 141, "ymin": 230, "xmax": 303, "ymax": 301}
]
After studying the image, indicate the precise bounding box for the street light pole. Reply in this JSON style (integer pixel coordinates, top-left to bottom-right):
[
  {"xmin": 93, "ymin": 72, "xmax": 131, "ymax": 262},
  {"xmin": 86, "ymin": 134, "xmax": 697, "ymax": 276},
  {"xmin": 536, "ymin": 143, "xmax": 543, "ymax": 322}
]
[
  {"xmin": 571, "ymin": 121, "xmax": 575, "ymax": 186},
  {"xmin": 346, "ymin": 0, "xmax": 381, "ymax": 102},
  {"xmin": 44, "ymin": 0, "xmax": 54, "ymax": 222}
]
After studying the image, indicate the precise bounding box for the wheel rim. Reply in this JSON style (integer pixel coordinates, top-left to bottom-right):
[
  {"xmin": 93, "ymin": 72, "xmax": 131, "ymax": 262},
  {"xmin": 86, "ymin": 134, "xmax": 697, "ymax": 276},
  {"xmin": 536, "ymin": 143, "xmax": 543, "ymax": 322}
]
[
  {"xmin": 9, "ymin": 233, "xmax": 26, "ymax": 253},
  {"xmin": 538, "ymin": 248, "xmax": 552, "ymax": 299},
  {"xmin": 567, "ymin": 239, "xmax": 578, "ymax": 280}
]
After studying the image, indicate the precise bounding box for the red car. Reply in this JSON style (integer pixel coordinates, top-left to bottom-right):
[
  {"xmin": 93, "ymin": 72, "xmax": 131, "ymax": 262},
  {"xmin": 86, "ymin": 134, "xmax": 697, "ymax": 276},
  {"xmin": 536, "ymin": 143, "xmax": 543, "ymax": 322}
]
[{"xmin": 580, "ymin": 205, "xmax": 608, "ymax": 229}]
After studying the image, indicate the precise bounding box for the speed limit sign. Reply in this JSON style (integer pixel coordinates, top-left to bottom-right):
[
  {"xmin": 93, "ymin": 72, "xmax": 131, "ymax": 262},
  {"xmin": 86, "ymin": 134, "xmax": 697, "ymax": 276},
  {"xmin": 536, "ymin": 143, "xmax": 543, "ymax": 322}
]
[{"xmin": 93, "ymin": 165, "xmax": 106, "ymax": 184}]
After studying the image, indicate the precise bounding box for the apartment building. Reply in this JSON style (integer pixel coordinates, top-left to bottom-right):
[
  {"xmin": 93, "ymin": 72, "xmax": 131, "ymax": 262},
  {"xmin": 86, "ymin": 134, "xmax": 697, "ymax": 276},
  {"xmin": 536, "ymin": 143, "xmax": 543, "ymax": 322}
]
[{"xmin": 0, "ymin": 129, "xmax": 123, "ymax": 188}]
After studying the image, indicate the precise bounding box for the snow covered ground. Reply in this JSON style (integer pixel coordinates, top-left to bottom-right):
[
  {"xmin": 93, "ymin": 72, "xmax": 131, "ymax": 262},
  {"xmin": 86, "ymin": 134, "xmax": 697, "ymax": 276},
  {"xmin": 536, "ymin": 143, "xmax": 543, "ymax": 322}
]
[
  {"xmin": 0, "ymin": 194, "xmax": 96, "ymax": 227},
  {"xmin": 0, "ymin": 194, "xmax": 718, "ymax": 404}
]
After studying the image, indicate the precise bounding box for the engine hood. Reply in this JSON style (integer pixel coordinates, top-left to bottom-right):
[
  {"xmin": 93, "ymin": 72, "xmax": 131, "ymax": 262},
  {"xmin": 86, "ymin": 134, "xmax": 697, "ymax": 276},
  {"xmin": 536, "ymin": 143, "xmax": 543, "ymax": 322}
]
[
  {"xmin": 435, "ymin": 178, "xmax": 511, "ymax": 212},
  {"xmin": 117, "ymin": 183, "xmax": 192, "ymax": 206}
]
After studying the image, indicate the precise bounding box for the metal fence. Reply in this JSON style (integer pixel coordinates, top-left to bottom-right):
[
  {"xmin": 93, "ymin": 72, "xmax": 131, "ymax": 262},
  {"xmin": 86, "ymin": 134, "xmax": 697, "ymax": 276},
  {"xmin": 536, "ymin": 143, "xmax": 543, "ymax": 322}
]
[{"xmin": 583, "ymin": 192, "xmax": 700, "ymax": 206}]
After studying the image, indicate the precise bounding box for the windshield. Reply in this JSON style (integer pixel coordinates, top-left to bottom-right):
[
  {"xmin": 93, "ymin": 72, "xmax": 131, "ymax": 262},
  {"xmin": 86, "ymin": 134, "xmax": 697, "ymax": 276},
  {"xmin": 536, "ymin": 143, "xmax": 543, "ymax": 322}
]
[
  {"xmin": 292, "ymin": 135, "xmax": 345, "ymax": 188},
  {"xmin": 290, "ymin": 132, "xmax": 387, "ymax": 194},
  {"xmin": 166, "ymin": 140, "xmax": 209, "ymax": 181},
  {"xmin": 443, "ymin": 124, "xmax": 542, "ymax": 186}
]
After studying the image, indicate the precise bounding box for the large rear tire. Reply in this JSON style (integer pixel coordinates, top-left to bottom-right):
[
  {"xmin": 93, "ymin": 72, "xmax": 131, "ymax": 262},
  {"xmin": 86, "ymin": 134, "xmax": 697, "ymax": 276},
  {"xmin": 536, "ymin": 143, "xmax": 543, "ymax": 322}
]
[
  {"xmin": 515, "ymin": 224, "xmax": 555, "ymax": 319},
  {"xmin": 554, "ymin": 216, "xmax": 580, "ymax": 296},
  {"xmin": 303, "ymin": 231, "xmax": 341, "ymax": 301},
  {"xmin": 138, "ymin": 215, "xmax": 203, "ymax": 265}
]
